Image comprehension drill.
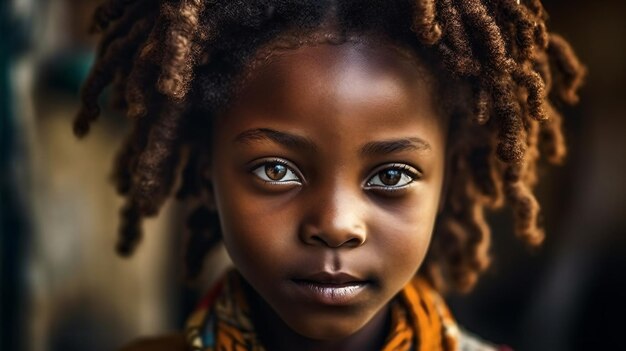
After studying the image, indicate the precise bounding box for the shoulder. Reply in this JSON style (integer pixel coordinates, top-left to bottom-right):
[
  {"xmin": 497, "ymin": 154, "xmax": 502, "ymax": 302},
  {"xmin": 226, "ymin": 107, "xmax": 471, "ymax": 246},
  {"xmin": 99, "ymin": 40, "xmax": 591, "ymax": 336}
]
[{"xmin": 118, "ymin": 333, "xmax": 187, "ymax": 351}]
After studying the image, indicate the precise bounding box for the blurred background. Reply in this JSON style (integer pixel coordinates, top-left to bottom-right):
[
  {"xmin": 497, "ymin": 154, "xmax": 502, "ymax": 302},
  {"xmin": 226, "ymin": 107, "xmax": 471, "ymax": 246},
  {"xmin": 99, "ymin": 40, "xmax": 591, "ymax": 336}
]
[{"xmin": 1, "ymin": 0, "xmax": 624, "ymax": 350}]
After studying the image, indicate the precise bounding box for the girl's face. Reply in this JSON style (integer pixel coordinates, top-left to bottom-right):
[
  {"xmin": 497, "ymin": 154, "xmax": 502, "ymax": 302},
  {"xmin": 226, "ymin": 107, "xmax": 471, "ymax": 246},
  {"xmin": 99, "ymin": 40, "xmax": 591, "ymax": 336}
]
[{"xmin": 208, "ymin": 39, "xmax": 447, "ymax": 340}]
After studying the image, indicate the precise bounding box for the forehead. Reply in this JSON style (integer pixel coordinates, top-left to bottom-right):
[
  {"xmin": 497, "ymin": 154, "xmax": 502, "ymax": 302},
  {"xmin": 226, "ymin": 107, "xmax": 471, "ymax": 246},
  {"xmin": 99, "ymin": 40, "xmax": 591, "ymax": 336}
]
[
  {"xmin": 236, "ymin": 39, "xmax": 430, "ymax": 100},
  {"xmin": 215, "ymin": 39, "xmax": 446, "ymax": 152}
]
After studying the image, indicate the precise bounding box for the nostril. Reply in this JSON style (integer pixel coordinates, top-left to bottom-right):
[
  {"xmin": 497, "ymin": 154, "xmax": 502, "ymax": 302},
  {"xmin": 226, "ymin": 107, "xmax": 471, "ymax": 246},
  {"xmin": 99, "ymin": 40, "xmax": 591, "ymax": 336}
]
[
  {"xmin": 344, "ymin": 237, "xmax": 364, "ymax": 248},
  {"xmin": 300, "ymin": 221, "xmax": 367, "ymax": 248},
  {"xmin": 308, "ymin": 233, "xmax": 365, "ymax": 248},
  {"xmin": 310, "ymin": 235, "xmax": 327, "ymax": 246}
]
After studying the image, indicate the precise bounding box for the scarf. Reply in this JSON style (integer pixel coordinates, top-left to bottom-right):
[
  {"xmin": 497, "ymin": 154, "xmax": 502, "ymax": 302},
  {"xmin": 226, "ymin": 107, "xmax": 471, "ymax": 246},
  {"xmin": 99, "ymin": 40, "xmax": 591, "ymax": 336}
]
[{"xmin": 184, "ymin": 269, "xmax": 460, "ymax": 351}]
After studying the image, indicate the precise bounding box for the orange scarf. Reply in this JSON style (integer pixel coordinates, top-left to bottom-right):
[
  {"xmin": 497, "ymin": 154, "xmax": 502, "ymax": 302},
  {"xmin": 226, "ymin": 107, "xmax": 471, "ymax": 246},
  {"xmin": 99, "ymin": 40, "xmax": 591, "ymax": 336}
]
[{"xmin": 185, "ymin": 270, "xmax": 460, "ymax": 351}]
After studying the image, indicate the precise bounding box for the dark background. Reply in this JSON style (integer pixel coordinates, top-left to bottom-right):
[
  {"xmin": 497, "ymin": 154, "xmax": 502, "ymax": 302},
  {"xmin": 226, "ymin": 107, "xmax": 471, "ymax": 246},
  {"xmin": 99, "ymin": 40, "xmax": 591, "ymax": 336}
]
[{"xmin": 2, "ymin": 1, "xmax": 624, "ymax": 350}]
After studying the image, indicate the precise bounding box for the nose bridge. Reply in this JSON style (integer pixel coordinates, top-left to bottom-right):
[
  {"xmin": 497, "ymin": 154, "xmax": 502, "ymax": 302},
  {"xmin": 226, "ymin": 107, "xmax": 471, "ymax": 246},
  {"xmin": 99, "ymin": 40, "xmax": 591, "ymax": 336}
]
[{"xmin": 301, "ymin": 177, "xmax": 367, "ymax": 248}]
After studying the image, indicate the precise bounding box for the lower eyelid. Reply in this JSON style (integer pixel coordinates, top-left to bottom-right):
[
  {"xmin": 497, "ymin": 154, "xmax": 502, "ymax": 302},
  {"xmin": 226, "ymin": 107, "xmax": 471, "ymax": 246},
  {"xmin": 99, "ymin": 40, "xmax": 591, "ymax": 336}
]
[
  {"xmin": 260, "ymin": 180, "xmax": 302, "ymax": 186},
  {"xmin": 364, "ymin": 183, "xmax": 415, "ymax": 197}
]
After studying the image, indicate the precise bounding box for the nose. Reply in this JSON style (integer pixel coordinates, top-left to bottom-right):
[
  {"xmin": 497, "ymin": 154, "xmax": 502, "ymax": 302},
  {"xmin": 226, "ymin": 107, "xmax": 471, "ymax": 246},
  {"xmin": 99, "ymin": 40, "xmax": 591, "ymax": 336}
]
[{"xmin": 299, "ymin": 185, "xmax": 367, "ymax": 248}]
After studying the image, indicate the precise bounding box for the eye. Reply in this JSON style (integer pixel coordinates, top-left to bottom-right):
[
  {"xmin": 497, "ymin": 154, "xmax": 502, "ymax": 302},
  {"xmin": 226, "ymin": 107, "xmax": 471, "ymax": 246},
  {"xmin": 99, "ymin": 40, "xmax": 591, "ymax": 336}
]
[
  {"xmin": 251, "ymin": 159, "xmax": 302, "ymax": 184},
  {"xmin": 365, "ymin": 164, "xmax": 420, "ymax": 189}
]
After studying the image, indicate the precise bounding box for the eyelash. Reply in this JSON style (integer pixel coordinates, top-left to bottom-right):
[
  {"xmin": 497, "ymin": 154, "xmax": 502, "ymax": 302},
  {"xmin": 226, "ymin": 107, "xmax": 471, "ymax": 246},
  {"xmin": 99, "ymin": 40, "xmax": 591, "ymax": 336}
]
[
  {"xmin": 249, "ymin": 159, "xmax": 421, "ymax": 191},
  {"xmin": 364, "ymin": 163, "xmax": 421, "ymax": 191}
]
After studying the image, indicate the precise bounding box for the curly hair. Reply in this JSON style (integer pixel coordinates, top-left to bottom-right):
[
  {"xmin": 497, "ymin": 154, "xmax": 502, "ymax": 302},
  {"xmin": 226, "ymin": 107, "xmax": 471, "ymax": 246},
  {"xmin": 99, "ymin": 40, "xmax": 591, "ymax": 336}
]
[{"xmin": 74, "ymin": 0, "xmax": 585, "ymax": 293}]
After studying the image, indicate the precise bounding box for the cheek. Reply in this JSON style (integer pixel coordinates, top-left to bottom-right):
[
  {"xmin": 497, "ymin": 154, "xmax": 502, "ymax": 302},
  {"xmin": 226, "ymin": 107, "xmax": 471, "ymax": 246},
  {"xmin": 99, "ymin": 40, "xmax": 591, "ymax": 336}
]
[
  {"xmin": 213, "ymin": 181, "xmax": 297, "ymax": 276},
  {"xmin": 376, "ymin": 220, "xmax": 432, "ymax": 276},
  {"xmin": 370, "ymin": 188, "xmax": 440, "ymax": 279}
]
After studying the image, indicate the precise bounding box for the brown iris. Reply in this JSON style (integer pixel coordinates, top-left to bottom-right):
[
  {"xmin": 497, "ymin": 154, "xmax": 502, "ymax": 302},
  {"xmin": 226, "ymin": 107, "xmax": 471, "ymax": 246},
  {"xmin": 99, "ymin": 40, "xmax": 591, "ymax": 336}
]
[
  {"xmin": 379, "ymin": 169, "xmax": 402, "ymax": 185},
  {"xmin": 265, "ymin": 163, "xmax": 287, "ymax": 180}
]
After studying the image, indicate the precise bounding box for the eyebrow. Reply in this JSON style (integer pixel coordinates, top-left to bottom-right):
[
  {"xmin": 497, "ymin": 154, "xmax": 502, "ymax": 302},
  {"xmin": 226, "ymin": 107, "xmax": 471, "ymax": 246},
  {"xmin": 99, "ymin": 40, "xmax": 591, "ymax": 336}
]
[
  {"xmin": 234, "ymin": 128, "xmax": 430, "ymax": 156},
  {"xmin": 360, "ymin": 137, "xmax": 431, "ymax": 156},
  {"xmin": 234, "ymin": 128, "xmax": 318, "ymax": 152}
]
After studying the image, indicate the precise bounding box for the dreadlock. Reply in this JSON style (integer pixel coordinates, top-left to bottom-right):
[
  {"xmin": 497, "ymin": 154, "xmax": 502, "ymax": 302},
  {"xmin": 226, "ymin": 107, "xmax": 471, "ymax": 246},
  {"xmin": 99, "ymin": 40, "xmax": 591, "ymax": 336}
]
[{"xmin": 74, "ymin": 0, "xmax": 585, "ymax": 293}]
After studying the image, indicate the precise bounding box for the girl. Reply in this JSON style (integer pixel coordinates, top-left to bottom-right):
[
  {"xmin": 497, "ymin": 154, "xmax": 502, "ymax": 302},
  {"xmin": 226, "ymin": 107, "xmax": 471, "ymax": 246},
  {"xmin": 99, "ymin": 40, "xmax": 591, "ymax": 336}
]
[{"xmin": 73, "ymin": 0, "xmax": 585, "ymax": 350}]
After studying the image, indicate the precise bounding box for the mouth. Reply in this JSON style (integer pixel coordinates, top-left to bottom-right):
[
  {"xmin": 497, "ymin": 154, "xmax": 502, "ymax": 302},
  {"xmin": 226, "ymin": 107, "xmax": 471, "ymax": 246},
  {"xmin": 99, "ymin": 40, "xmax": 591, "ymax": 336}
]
[{"xmin": 290, "ymin": 272, "xmax": 370, "ymax": 305}]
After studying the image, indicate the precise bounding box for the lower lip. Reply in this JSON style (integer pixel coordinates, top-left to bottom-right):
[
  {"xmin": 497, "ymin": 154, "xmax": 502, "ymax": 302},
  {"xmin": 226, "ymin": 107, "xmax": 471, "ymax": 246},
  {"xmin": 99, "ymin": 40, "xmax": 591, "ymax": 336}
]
[{"xmin": 291, "ymin": 280, "xmax": 368, "ymax": 305}]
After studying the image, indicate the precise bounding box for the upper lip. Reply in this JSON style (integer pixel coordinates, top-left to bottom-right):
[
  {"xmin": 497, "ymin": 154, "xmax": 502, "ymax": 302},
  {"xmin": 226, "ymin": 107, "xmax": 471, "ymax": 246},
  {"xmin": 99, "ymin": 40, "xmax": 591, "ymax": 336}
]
[{"xmin": 293, "ymin": 271, "xmax": 367, "ymax": 285}]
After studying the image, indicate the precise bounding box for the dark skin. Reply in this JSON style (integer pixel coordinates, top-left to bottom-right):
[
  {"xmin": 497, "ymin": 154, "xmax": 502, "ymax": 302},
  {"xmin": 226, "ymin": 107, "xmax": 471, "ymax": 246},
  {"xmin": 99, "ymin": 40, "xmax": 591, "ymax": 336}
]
[{"xmin": 205, "ymin": 38, "xmax": 448, "ymax": 351}]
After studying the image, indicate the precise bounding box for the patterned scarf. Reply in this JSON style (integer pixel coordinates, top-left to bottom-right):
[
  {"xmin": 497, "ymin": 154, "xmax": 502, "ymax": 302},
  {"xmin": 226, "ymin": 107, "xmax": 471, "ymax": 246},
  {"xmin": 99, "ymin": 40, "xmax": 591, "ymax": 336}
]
[{"xmin": 185, "ymin": 269, "xmax": 460, "ymax": 351}]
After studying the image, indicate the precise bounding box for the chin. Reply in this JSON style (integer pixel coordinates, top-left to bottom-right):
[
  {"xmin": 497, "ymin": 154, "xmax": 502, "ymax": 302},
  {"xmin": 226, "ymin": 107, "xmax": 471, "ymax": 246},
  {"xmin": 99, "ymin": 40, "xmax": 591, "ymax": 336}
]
[{"xmin": 283, "ymin": 312, "xmax": 371, "ymax": 341}]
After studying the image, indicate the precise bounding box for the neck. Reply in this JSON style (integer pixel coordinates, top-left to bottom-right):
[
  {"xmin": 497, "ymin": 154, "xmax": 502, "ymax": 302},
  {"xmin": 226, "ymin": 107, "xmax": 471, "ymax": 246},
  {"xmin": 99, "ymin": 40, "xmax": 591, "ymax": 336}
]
[{"xmin": 245, "ymin": 284, "xmax": 391, "ymax": 351}]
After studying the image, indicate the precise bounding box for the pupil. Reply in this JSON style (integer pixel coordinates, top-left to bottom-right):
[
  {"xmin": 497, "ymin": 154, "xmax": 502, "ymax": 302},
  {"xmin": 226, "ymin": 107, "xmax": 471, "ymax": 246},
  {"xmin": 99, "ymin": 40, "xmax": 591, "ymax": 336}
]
[
  {"xmin": 380, "ymin": 169, "xmax": 401, "ymax": 185},
  {"xmin": 265, "ymin": 163, "xmax": 287, "ymax": 180}
]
